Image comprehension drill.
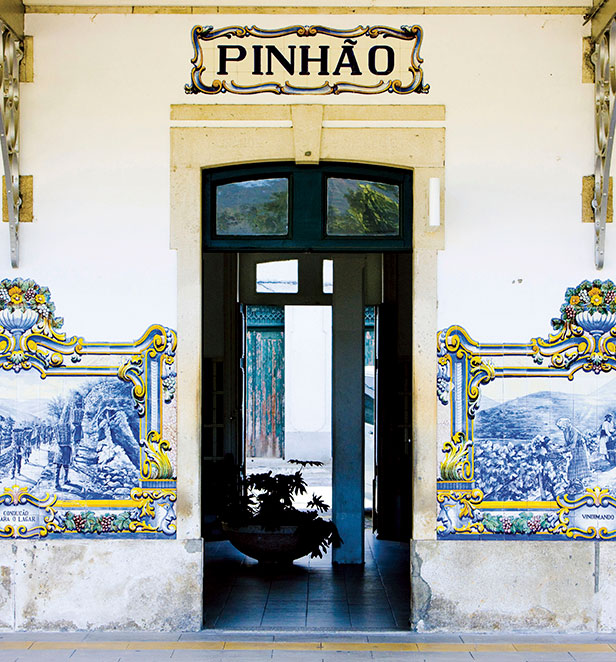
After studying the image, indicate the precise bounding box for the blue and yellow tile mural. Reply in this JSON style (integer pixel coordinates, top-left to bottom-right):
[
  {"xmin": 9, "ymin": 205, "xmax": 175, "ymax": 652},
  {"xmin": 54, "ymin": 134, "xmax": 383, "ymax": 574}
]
[
  {"xmin": 0, "ymin": 278, "xmax": 176, "ymax": 539},
  {"xmin": 437, "ymin": 279, "xmax": 616, "ymax": 540}
]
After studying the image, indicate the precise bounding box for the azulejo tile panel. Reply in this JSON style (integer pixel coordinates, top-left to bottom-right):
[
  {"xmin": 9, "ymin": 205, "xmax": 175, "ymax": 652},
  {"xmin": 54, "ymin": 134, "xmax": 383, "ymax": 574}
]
[
  {"xmin": 0, "ymin": 278, "xmax": 176, "ymax": 539},
  {"xmin": 437, "ymin": 279, "xmax": 616, "ymax": 540}
]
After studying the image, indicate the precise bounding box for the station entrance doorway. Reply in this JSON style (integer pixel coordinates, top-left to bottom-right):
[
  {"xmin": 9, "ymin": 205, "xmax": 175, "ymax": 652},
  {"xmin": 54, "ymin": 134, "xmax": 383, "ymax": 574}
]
[
  {"xmin": 202, "ymin": 251, "xmax": 411, "ymax": 545},
  {"xmin": 200, "ymin": 163, "xmax": 412, "ymax": 627}
]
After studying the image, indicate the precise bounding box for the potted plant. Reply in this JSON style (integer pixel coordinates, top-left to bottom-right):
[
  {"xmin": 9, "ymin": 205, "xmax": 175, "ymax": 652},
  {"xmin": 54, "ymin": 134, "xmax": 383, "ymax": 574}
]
[{"xmin": 222, "ymin": 459, "xmax": 342, "ymax": 563}]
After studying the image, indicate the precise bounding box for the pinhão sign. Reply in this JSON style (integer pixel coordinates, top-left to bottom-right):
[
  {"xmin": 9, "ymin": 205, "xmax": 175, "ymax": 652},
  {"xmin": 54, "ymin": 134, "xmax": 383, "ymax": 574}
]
[{"xmin": 185, "ymin": 25, "xmax": 429, "ymax": 96}]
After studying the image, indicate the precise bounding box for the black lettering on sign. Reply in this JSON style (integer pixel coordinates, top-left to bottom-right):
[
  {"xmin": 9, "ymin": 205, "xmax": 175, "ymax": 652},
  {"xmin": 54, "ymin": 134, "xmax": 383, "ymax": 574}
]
[
  {"xmin": 266, "ymin": 45, "xmax": 296, "ymax": 75},
  {"xmin": 299, "ymin": 45, "xmax": 330, "ymax": 76},
  {"xmin": 253, "ymin": 44, "xmax": 264, "ymax": 75},
  {"xmin": 217, "ymin": 45, "xmax": 247, "ymax": 75},
  {"xmin": 332, "ymin": 39, "xmax": 361, "ymax": 76},
  {"xmin": 368, "ymin": 45, "xmax": 395, "ymax": 76},
  {"xmin": 186, "ymin": 24, "xmax": 432, "ymax": 96}
]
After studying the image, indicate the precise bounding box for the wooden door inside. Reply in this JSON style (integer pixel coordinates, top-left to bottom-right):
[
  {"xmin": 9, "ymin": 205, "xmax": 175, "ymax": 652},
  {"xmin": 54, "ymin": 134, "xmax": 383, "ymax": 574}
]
[{"xmin": 373, "ymin": 253, "xmax": 412, "ymax": 541}]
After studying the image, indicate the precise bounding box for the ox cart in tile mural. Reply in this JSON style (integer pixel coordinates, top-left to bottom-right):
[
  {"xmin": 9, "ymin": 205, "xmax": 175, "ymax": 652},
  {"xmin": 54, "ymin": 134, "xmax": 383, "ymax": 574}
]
[
  {"xmin": 437, "ymin": 279, "xmax": 616, "ymax": 540},
  {"xmin": 0, "ymin": 278, "xmax": 176, "ymax": 538}
]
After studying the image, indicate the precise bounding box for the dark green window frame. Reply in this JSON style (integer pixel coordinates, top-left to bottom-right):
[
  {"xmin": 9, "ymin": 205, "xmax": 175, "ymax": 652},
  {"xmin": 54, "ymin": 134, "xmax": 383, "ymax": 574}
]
[{"xmin": 203, "ymin": 162, "xmax": 412, "ymax": 252}]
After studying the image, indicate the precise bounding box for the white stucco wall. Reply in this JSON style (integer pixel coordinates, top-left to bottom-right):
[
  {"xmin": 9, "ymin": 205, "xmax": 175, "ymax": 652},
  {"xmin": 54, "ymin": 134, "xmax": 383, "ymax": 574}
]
[
  {"xmin": 435, "ymin": 16, "xmax": 594, "ymax": 342},
  {"xmin": 18, "ymin": 7, "xmax": 588, "ymax": 521},
  {"xmin": 14, "ymin": 12, "xmax": 592, "ymax": 344}
]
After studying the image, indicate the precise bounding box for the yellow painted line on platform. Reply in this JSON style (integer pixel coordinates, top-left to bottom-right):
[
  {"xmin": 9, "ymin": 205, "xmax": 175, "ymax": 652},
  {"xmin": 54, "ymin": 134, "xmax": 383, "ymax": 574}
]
[
  {"xmin": 417, "ymin": 643, "xmax": 471, "ymax": 652},
  {"xmin": 176, "ymin": 642, "xmax": 225, "ymax": 650},
  {"xmin": 0, "ymin": 642, "xmax": 32, "ymax": 650},
  {"xmin": 7, "ymin": 640, "xmax": 616, "ymax": 653},
  {"xmin": 30, "ymin": 642, "xmax": 129, "ymax": 650},
  {"xmin": 128, "ymin": 641, "xmax": 223, "ymax": 650},
  {"xmin": 322, "ymin": 642, "xmax": 419, "ymax": 651},
  {"xmin": 224, "ymin": 642, "xmax": 321, "ymax": 650},
  {"xmin": 29, "ymin": 641, "xmax": 225, "ymax": 651}
]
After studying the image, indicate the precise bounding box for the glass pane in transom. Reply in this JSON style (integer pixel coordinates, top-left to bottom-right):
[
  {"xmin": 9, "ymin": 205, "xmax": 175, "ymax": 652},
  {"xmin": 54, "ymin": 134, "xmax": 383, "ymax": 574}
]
[
  {"xmin": 326, "ymin": 178, "xmax": 400, "ymax": 236},
  {"xmin": 216, "ymin": 178, "xmax": 289, "ymax": 235}
]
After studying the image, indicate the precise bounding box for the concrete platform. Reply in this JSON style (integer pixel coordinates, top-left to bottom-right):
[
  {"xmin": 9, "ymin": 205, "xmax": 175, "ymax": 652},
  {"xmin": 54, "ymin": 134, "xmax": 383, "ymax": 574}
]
[{"xmin": 0, "ymin": 631, "xmax": 615, "ymax": 661}]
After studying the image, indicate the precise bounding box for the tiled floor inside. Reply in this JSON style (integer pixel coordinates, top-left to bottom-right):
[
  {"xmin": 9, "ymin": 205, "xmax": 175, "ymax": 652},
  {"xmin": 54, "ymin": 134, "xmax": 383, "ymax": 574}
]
[{"xmin": 203, "ymin": 530, "xmax": 409, "ymax": 630}]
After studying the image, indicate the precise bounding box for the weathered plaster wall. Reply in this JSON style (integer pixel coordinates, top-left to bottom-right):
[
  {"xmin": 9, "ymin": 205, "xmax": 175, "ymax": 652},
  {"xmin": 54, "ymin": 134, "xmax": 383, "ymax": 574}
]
[
  {"xmin": 413, "ymin": 541, "xmax": 597, "ymax": 631},
  {"xmin": 595, "ymin": 544, "xmax": 616, "ymax": 630},
  {"xmin": 0, "ymin": 539, "xmax": 202, "ymax": 630},
  {"xmin": 414, "ymin": 541, "xmax": 616, "ymax": 632}
]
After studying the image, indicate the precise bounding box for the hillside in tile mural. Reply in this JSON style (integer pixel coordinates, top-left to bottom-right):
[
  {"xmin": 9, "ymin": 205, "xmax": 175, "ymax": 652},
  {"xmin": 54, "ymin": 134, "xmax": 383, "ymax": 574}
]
[
  {"xmin": 437, "ymin": 279, "xmax": 616, "ymax": 540},
  {"xmin": 0, "ymin": 278, "xmax": 176, "ymax": 538}
]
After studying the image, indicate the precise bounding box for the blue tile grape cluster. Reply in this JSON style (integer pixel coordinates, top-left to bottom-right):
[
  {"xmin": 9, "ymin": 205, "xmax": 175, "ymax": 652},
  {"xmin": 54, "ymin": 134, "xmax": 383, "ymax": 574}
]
[
  {"xmin": 73, "ymin": 514, "xmax": 85, "ymax": 532},
  {"xmin": 101, "ymin": 515, "xmax": 113, "ymax": 532},
  {"xmin": 528, "ymin": 514, "xmax": 542, "ymax": 533}
]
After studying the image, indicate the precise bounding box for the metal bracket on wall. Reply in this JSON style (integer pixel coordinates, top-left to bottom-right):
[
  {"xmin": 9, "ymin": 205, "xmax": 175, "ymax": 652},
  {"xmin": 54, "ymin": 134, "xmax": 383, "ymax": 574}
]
[
  {"xmin": 592, "ymin": 19, "xmax": 616, "ymax": 269},
  {"xmin": 0, "ymin": 22, "xmax": 22, "ymax": 268}
]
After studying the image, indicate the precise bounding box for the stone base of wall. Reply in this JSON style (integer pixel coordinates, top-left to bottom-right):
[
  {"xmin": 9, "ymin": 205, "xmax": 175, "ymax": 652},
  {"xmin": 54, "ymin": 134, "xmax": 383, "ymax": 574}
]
[
  {"xmin": 411, "ymin": 540, "xmax": 616, "ymax": 632},
  {"xmin": 0, "ymin": 539, "xmax": 203, "ymax": 631}
]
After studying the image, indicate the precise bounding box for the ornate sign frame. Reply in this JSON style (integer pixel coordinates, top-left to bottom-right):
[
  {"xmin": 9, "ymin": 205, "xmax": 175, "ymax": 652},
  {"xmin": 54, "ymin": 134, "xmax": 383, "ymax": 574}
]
[
  {"xmin": 185, "ymin": 25, "xmax": 430, "ymax": 96},
  {"xmin": 437, "ymin": 279, "xmax": 616, "ymax": 540},
  {"xmin": 0, "ymin": 278, "xmax": 177, "ymax": 539}
]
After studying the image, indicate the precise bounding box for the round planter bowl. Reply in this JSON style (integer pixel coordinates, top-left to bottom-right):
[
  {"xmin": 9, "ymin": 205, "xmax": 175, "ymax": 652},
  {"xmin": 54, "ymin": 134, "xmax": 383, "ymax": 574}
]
[
  {"xmin": 0, "ymin": 308, "xmax": 38, "ymax": 335},
  {"xmin": 576, "ymin": 311, "xmax": 616, "ymax": 337},
  {"xmin": 222, "ymin": 524, "xmax": 315, "ymax": 564}
]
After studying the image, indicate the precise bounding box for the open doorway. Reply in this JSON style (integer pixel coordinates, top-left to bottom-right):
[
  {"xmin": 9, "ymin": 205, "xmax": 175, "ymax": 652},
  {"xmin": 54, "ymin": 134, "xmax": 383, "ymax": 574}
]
[
  {"xmin": 246, "ymin": 301, "xmax": 377, "ymax": 525},
  {"xmin": 245, "ymin": 303, "xmax": 333, "ymax": 510},
  {"xmin": 201, "ymin": 251, "xmax": 411, "ymax": 629},
  {"xmin": 201, "ymin": 162, "xmax": 412, "ymax": 629}
]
